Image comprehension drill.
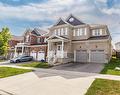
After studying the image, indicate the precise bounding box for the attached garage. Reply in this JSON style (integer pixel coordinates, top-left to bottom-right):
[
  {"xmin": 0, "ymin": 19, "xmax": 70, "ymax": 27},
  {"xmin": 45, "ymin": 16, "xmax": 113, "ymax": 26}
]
[
  {"xmin": 90, "ymin": 50, "xmax": 107, "ymax": 63},
  {"xmin": 37, "ymin": 51, "xmax": 45, "ymax": 61},
  {"xmin": 30, "ymin": 51, "xmax": 37, "ymax": 60},
  {"xmin": 76, "ymin": 50, "xmax": 88, "ymax": 62}
]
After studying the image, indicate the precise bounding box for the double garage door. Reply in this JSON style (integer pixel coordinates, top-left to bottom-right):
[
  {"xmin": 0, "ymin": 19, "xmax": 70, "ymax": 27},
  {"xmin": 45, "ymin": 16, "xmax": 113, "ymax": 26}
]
[
  {"xmin": 76, "ymin": 50, "xmax": 106, "ymax": 63},
  {"xmin": 30, "ymin": 51, "xmax": 45, "ymax": 61}
]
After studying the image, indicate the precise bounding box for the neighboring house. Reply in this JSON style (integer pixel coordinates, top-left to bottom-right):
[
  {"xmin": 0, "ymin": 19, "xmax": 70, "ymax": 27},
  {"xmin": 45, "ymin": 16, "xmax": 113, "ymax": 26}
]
[
  {"xmin": 115, "ymin": 42, "xmax": 120, "ymax": 51},
  {"xmin": 115, "ymin": 42, "xmax": 120, "ymax": 58},
  {"xmin": 47, "ymin": 14, "xmax": 112, "ymax": 64},
  {"xmin": 8, "ymin": 35, "xmax": 23, "ymax": 59},
  {"xmin": 14, "ymin": 28, "xmax": 48, "ymax": 61}
]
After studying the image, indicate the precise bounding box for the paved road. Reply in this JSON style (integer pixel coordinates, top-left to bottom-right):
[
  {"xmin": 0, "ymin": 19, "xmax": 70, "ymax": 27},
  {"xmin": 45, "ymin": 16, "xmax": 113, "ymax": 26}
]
[{"xmin": 52, "ymin": 62, "xmax": 105, "ymax": 73}]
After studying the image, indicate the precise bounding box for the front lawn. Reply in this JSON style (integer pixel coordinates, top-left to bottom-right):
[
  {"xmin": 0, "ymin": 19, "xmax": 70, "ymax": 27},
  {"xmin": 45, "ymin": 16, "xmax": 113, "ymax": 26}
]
[
  {"xmin": 100, "ymin": 58, "xmax": 120, "ymax": 75},
  {"xmin": 0, "ymin": 60, "xmax": 6, "ymax": 62},
  {"xmin": 0, "ymin": 67, "xmax": 32, "ymax": 78},
  {"xmin": 85, "ymin": 78, "xmax": 120, "ymax": 95},
  {"xmin": 18, "ymin": 62, "xmax": 52, "ymax": 68}
]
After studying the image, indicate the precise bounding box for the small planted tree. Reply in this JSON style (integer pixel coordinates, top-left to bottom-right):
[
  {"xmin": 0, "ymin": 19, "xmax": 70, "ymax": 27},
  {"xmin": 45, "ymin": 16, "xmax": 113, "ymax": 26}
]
[{"xmin": 0, "ymin": 27, "xmax": 11, "ymax": 57}]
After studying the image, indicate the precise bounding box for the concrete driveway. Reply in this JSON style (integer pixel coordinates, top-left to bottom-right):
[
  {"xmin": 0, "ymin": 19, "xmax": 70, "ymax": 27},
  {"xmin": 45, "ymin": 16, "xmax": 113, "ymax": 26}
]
[{"xmin": 52, "ymin": 63, "xmax": 105, "ymax": 73}]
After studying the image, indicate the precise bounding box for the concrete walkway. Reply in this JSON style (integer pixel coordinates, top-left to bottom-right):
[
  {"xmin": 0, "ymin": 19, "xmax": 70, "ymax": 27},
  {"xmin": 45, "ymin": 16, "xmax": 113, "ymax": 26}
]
[
  {"xmin": 1, "ymin": 65, "xmax": 120, "ymax": 81},
  {"xmin": 0, "ymin": 65, "xmax": 120, "ymax": 95},
  {"xmin": 0, "ymin": 60, "xmax": 10, "ymax": 64},
  {"xmin": 0, "ymin": 72, "xmax": 94, "ymax": 95}
]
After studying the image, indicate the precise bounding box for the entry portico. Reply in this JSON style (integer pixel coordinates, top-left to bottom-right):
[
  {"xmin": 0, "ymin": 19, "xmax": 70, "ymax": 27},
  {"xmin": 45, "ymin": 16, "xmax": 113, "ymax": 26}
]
[
  {"xmin": 47, "ymin": 35, "xmax": 70, "ymax": 64},
  {"xmin": 14, "ymin": 43, "xmax": 30, "ymax": 57}
]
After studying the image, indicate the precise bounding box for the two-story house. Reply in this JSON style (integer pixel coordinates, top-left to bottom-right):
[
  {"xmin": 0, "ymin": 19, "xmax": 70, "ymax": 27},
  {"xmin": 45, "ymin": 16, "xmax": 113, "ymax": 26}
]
[
  {"xmin": 8, "ymin": 35, "xmax": 23, "ymax": 59},
  {"xmin": 14, "ymin": 28, "xmax": 48, "ymax": 61},
  {"xmin": 47, "ymin": 15, "xmax": 112, "ymax": 64}
]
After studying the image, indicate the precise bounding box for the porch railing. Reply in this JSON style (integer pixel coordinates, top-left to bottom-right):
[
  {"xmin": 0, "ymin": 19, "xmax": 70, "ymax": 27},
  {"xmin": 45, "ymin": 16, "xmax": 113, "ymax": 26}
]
[{"xmin": 49, "ymin": 51, "xmax": 67, "ymax": 58}]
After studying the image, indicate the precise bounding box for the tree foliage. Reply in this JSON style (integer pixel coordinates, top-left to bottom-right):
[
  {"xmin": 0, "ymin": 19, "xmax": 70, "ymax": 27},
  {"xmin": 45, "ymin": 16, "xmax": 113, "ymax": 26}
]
[{"xmin": 0, "ymin": 27, "xmax": 11, "ymax": 55}]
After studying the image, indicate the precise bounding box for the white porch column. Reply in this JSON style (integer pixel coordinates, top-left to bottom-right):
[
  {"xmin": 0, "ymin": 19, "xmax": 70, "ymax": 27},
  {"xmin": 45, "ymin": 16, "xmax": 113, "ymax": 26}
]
[
  {"xmin": 74, "ymin": 50, "xmax": 76, "ymax": 62},
  {"xmin": 14, "ymin": 46, "xmax": 17, "ymax": 58},
  {"xmin": 61, "ymin": 40, "xmax": 64, "ymax": 58},
  {"xmin": 48, "ymin": 41, "xmax": 50, "ymax": 63},
  {"xmin": 21, "ymin": 45, "xmax": 24, "ymax": 55}
]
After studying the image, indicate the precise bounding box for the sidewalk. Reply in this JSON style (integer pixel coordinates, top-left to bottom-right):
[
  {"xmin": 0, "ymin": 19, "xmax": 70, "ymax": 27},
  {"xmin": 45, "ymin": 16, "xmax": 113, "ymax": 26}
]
[
  {"xmin": 0, "ymin": 64, "xmax": 120, "ymax": 95},
  {"xmin": 0, "ymin": 72, "xmax": 94, "ymax": 95},
  {"xmin": 0, "ymin": 64, "xmax": 120, "ymax": 81}
]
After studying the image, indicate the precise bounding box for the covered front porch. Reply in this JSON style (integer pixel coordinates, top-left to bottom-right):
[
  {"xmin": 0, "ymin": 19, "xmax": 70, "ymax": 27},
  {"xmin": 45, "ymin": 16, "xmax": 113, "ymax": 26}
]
[
  {"xmin": 47, "ymin": 35, "xmax": 70, "ymax": 64},
  {"xmin": 14, "ymin": 43, "xmax": 30, "ymax": 58}
]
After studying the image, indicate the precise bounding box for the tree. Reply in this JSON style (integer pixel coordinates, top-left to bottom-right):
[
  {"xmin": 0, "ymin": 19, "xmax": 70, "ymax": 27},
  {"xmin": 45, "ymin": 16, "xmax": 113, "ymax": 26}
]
[{"xmin": 0, "ymin": 27, "xmax": 11, "ymax": 56}]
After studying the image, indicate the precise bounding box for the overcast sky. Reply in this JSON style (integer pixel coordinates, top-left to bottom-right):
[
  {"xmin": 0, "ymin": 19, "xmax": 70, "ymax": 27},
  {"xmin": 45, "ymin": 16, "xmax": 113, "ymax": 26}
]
[{"xmin": 0, "ymin": 0, "xmax": 120, "ymax": 45}]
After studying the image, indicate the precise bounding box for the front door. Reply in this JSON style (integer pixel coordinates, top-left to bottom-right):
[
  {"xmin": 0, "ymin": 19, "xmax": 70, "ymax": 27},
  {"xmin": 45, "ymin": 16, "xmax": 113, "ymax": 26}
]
[{"xmin": 57, "ymin": 45, "xmax": 62, "ymax": 57}]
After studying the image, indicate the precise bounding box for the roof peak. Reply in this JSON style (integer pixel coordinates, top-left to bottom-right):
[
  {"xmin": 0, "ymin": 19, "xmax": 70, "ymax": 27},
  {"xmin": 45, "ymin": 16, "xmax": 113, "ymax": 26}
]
[
  {"xmin": 53, "ymin": 14, "xmax": 85, "ymax": 26},
  {"xmin": 66, "ymin": 14, "xmax": 85, "ymax": 26}
]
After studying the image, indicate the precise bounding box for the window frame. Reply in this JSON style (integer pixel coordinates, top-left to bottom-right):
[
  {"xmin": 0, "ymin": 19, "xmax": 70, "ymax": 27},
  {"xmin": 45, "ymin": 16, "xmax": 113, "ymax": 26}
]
[{"xmin": 64, "ymin": 28, "xmax": 68, "ymax": 35}]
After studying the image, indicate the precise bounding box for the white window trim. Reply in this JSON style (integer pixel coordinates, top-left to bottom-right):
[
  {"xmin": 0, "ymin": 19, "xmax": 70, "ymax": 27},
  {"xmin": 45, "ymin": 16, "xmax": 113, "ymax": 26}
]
[
  {"xmin": 79, "ymin": 28, "xmax": 82, "ymax": 36},
  {"xmin": 77, "ymin": 29, "xmax": 79, "ymax": 36},
  {"xmin": 58, "ymin": 29, "xmax": 61, "ymax": 35},
  {"xmin": 73, "ymin": 29, "xmax": 76, "ymax": 36},
  {"xmin": 65, "ymin": 28, "xmax": 68, "ymax": 35},
  {"xmin": 92, "ymin": 29, "xmax": 105, "ymax": 36},
  {"xmin": 100, "ymin": 29, "xmax": 103, "ymax": 35},
  {"xmin": 54, "ymin": 29, "xmax": 57, "ymax": 35},
  {"xmin": 84, "ymin": 28, "xmax": 87, "ymax": 35},
  {"xmin": 61, "ymin": 28, "xmax": 64, "ymax": 35},
  {"xmin": 26, "ymin": 35, "xmax": 29, "ymax": 42}
]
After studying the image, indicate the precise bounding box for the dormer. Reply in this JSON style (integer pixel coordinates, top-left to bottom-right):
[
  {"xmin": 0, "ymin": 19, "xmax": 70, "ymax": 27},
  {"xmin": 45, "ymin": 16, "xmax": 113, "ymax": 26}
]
[
  {"xmin": 54, "ymin": 18, "xmax": 67, "ymax": 26},
  {"xmin": 66, "ymin": 14, "xmax": 85, "ymax": 26}
]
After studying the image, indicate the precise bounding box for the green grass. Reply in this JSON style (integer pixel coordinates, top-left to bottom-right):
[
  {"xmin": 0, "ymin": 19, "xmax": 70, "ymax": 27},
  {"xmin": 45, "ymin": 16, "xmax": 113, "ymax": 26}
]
[
  {"xmin": 0, "ymin": 60, "xmax": 5, "ymax": 62},
  {"xmin": 0, "ymin": 67, "xmax": 32, "ymax": 78},
  {"xmin": 100, "ymin": 58, "xmax": 120, "ymax": 75},
  {"xmin": 85, "ymin": 78, "xmax": 120, "ymax": 95},
  {"xmin": 19, "ymin": 62, "xmax": 52, "ymax": 68}
]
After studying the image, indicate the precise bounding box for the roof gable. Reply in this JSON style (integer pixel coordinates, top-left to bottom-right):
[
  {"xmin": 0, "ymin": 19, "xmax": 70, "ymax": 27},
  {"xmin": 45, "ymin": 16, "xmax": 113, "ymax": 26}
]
[
  {"xmin": 47, "ymin": 35, "xmax": 69, "ymax": 40},
  {"xmin": 31, "ymin": 28, "xmax": 47, "ymax": 36},
  {"xmin": 54, "ymin": 18, "xmax": 67, "ymax": 26},
  {"xmin": 66, "ymin": 14, "xmax": 85, "ymax": 26},
  {"xmin": 31, "ymin": 30, "xmax": 40, "ymax": 36}
]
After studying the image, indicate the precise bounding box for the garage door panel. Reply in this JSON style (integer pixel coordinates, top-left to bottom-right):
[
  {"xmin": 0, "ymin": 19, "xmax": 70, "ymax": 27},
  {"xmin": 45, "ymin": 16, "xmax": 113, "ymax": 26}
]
[
  {"xmin": 37, "ymin": 51, "xmax": 45, "ymax": 61},
  {"xmin": 76, "ymin": 50, "xmax": 88, "ymax": 62},
  {"xmin": 30, "ymin": 51, "xmax": 37, "ymax": 60},
  {"xmin": 90, "ymin": 50, "xmax": 106, "ymax": 63}
]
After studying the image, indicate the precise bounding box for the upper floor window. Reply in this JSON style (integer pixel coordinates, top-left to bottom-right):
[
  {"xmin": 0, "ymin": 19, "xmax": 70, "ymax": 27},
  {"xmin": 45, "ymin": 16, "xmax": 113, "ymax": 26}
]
[
  {"xmin": 54, "ymin": 27, "xmax": 68, "ymax": 36},
  {"xmin": 54, "ymin": 29, "xmax": 57, "ymax": 35},
  {"xmin": 37, "ymin": 38, "xmax": 44, "ymax": 43},
  {"xmin": 26, "ymin": 35, "xmax": 29, "ymax": 42},
  {"xmin": 65, "ymin": 28, "xmax": 68, "ymax": 35},
  {"xmin": 58, "ymin": 29, "xmax": 61, "ymax": 35},
  {"xmin": 44, "ymin": 37, "xmax": 47, "ymax": 42},
  {"xmin": 73, "ymin": 28, "xmax": 86, "ymax": 36},
  {"xmin": 92, "ymin": 29, "xmax": 103, "ymax": 36}
]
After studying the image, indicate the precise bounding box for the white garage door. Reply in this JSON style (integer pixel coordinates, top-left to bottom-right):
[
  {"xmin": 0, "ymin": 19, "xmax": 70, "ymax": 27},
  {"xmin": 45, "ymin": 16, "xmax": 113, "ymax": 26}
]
[
  {"xmin": 76, "ymin": 50, "xmax": 88, "ymax": 62},
  {"xmin": 90, "ymin": 50, "xmax": 106, "ymax": 63},
  {"xmin": 37, "ymin": 51, "xmax": 45, "ymax": 61},
  {"xmin": 30, "ymin": 51, "xmax": 37, "ymax": 60}
]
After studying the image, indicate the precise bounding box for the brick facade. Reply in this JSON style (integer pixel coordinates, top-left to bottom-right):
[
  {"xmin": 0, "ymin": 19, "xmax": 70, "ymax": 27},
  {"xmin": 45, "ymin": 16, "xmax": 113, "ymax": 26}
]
[{"xmin": 11, "ymin": 28, "xmax": 48, "ymax": 61}]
